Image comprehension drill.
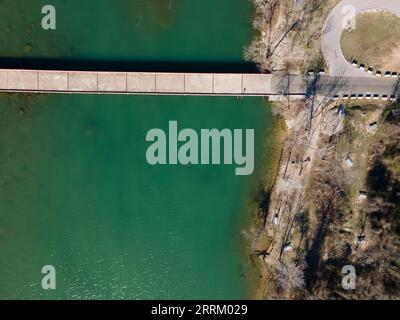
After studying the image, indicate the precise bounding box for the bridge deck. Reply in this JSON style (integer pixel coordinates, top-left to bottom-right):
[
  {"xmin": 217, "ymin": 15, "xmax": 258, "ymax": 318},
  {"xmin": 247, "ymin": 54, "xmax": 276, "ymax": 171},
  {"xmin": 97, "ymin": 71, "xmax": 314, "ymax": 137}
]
[
  {"xmin": 0, "ymin": 69, "xmax": 398, "ymax": 99},
  {"xmin": 0, "ymin": 69, "xmax": 273, "ymax": 96}
]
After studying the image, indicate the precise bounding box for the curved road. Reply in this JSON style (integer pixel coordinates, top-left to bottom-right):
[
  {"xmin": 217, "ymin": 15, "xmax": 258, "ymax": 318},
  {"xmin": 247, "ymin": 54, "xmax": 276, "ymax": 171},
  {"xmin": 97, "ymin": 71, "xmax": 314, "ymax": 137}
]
[{"xmin": 322, "ymin": 0, "xmax": 400, "ymax": 77}]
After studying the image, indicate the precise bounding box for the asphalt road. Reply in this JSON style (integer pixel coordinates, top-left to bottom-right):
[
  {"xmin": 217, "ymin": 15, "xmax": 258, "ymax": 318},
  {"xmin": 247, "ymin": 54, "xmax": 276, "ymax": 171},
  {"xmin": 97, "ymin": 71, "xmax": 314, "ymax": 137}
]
[{"xmin": 271, "ymin": 74, "xmax": 400, "ymax": 98}]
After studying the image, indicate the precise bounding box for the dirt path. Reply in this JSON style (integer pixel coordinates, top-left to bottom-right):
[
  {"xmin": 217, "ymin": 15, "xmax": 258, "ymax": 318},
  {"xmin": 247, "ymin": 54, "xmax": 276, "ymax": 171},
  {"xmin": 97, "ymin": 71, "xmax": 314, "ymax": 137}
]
[{"xmin": 253, "ymin": 97, "xmax": 331, "ymax": 298}]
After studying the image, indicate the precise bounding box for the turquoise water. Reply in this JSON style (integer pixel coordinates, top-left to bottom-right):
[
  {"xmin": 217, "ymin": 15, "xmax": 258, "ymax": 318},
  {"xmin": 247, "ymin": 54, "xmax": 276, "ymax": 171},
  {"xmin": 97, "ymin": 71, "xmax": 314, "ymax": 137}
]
[
  {"xmin": 0, "ymin": 1, "xmax": 274, "ymax": 299},
  {"xmin": 0, "ymin": 0, "xmax": 254, "ymax": 63}
]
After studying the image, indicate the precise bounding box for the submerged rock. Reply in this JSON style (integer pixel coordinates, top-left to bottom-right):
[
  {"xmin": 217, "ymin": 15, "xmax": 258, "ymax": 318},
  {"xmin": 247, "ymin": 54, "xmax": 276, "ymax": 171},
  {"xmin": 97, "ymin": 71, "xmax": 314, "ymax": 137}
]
[{"xmin": 23, "ymin": 43, "xmax": 33, "ymax": 54}]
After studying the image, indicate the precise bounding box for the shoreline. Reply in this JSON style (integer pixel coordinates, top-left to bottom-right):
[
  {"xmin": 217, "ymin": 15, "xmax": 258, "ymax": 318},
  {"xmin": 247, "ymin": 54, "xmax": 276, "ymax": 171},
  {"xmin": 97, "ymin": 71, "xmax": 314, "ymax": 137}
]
[
  {"xmin": 243, "ymin": 0, "xmax": 337, "ymax": 299},
  {"xmin": 242, "ymin": 104, "xmax": 287, "ymax": 299},
  {"xmin": 244, "ymin": 0, "xmax": 400, "ymax": 299}
]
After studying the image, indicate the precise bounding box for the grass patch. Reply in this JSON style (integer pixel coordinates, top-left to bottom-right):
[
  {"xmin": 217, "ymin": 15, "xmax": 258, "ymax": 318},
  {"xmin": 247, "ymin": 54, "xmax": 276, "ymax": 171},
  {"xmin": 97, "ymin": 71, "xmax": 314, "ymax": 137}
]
[
  {"xmin": 341, "ymin": 12, "xmax": 400, "ymax": 71},
  {"xmin": 338, "ymin": 103, "xmax": 380, "ymax": 201}
]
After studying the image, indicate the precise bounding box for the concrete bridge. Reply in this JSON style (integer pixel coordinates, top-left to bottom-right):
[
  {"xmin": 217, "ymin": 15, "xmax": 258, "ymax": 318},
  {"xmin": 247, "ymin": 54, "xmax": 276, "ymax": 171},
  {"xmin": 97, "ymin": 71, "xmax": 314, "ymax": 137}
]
[
  {"xmin": 0, "ymin": 69, "xmax": 398, "ymax": 100},
  {"xmin": 0, "ymin": 69, "xmax": 273, "ymax": 96}
]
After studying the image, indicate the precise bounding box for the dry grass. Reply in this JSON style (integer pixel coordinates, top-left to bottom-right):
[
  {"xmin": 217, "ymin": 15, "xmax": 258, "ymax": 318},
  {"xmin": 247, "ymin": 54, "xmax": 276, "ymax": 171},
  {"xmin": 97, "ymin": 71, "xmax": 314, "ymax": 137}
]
[
  {"xmin": 304, "ymin": 103, "xmax": 400, "ymax": 299},
  {"xmin": 245, "ymin": 0, "xmax": 340, "ymax": 73},
  {"xmin": 341, "ymin": 12, "xmax": 400, "ymax": 72}
]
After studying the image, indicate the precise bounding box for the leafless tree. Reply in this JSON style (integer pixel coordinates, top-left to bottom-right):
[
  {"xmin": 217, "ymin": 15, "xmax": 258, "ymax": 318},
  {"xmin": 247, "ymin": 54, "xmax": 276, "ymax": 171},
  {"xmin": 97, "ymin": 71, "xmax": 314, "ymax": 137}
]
[{"xmin": 276, "ymin": 259, "xmax": 307, "ymax": 291}]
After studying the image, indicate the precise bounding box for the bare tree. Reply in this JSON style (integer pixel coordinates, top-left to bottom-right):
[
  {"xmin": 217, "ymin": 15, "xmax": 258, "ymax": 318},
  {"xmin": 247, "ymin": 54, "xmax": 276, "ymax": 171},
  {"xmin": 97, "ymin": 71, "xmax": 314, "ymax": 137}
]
[{"xmin": 276, "ymin": 259, "xmax": 307, "ymax": 292}]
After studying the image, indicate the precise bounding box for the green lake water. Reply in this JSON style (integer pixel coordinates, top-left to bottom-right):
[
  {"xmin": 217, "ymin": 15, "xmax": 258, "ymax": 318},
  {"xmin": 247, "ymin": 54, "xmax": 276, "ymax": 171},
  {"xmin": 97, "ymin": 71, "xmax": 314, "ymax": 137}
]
[{"xmin": 0, "ymin": 0, "xmax": 274, "ymax": 299}]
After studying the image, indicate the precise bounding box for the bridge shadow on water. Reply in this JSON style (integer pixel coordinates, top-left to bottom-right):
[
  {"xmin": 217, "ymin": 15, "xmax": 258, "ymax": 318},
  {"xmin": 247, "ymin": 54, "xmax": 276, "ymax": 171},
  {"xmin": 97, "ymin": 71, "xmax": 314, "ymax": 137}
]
[{"xmin": 0, "ymin": 58, "xmax": 259, "ymax": 73}]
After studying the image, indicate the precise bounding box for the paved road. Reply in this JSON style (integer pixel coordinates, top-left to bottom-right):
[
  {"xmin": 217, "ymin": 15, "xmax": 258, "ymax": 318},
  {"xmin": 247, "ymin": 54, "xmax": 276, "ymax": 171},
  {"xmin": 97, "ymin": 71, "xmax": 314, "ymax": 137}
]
[
  {"xmin": 321, "ymin": 0, "xmax": 400, "ymax": 77},
  {"xmin": 271, "ymin": 73, "xmax": 399, "ymax": 97},
  {"xmin": 1, "ymin": 69, "xmax": 399, "ymax": 99}
]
